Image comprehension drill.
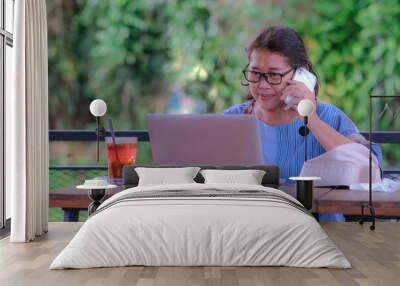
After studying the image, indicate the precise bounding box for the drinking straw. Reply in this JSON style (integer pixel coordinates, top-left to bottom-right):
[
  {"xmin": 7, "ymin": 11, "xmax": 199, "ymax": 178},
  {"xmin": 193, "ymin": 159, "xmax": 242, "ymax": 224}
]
[{"xmin": 107, "ymin": 117, "xmax": 121, "ymax": 163}]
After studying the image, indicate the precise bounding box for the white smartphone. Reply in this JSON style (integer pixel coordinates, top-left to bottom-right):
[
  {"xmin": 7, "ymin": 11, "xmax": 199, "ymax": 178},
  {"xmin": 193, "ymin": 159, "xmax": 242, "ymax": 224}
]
[{"xmin": 284, "ymin": 67, "xmax": 317, "ymax": 106}]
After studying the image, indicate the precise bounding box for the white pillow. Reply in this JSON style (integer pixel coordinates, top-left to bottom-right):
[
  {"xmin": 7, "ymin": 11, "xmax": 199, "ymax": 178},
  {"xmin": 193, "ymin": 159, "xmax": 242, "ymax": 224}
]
[
  {"xmin": 200, "ymin": 169, "xmax": 266, "ymax": 185},
  {"xmin": 135, "ymin": 167, "xmax": 200, "ymax": 186}
]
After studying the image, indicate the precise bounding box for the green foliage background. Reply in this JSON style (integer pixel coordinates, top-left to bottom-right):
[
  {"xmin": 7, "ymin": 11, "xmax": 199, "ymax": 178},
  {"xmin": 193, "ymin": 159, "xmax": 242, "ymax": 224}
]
[{"xmin": 47, "ymin": 0, "xmax": 400, "ymax": 165}]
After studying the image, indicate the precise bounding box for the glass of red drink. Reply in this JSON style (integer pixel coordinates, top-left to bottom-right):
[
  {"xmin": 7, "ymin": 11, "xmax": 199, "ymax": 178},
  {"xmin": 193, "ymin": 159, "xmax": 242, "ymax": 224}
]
[{"xmin": 105, "ymin": 136, "xmax": 137, "ymax": 184}]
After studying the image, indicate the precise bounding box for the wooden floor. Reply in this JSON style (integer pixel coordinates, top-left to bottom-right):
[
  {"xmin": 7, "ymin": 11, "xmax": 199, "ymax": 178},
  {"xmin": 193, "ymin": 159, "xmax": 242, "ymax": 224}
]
[{"xmin": 0, "ymin": 222, "xmax": 399, "ymax": 286}]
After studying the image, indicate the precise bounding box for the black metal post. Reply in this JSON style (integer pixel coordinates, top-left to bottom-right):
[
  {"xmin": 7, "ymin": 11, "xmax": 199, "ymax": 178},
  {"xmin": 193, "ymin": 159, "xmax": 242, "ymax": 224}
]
[
  {"xmin": 296, "ymin": 180, "xmax": 313, "ymax": 210},
  {"xmin": 298, "ymin": 116, "xmax": 309, "ymax": 162},
  {"xmin": 94, "ymin": 117, "xmax": 106, "ymax": 162},
  {"xmin": 359, "ymin": 95, "xmax": 376, "ymax": 231},
  {"xmin": 88, "ymin": 189, "xmax": 106, "ymax": 215},
  {"xmin": 304, "ymin": 116, "xmax": 308, "ymax": 162},
  {"xmin": 95, "ymin": 116, "xmax": 100, "ymax": 162}
]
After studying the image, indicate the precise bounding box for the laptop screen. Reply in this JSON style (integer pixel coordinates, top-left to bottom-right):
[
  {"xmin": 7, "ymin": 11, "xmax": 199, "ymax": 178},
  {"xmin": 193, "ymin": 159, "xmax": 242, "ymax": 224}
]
[{"xmin": 148, "ymin": 114, "xmax": 263, "ymax": 166}]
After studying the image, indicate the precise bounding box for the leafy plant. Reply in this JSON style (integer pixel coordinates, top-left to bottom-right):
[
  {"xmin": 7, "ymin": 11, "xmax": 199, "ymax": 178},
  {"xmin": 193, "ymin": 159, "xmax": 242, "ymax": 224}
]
[{"xmin": 48, "ymin": 0, "xmax": 400, "ymax": 167}]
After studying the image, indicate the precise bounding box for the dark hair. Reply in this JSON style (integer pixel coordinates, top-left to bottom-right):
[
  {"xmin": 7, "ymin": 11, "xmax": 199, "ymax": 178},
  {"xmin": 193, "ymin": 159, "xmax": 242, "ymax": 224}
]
[{"xmin": 244, "ymin": 25, "xmax": 319, "ymax": 101}]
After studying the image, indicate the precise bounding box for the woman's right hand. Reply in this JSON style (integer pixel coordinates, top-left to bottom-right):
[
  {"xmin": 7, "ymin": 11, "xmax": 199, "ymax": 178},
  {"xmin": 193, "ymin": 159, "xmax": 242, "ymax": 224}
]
[{"xmin": 280, "ymin": 80, "xmax": 316, "ymax": 112}]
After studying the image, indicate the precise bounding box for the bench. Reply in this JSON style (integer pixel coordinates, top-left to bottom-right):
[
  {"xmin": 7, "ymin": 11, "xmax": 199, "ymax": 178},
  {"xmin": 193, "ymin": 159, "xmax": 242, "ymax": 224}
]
[{"xmin": 49, "ymin": 185, "xmax": 400, "ymax": 221}]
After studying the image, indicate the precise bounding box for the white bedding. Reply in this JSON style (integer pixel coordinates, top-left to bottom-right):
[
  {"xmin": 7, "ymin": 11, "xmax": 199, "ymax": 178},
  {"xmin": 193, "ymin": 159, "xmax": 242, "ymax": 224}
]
[{"xmin": 50, "ymin": 183, "xmax": 351, "ymax": 269}]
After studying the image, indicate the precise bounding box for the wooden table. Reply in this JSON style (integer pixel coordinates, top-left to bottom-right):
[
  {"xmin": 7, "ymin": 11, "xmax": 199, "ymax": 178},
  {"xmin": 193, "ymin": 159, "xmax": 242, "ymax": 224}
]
[
  {"xmin": 50, "ymin": 187, "xmax": 124, "ymax": 221},
  {"xmin": 49, "ymin": 185, "xmax": 400, "ymax": 221},
  {"xmin": 317, "ymin": 188, "xmax": 400, "ymax": 216},
  {"xmin": 278, "ymin": 184, "xmax": 332, "ymax": 213}
]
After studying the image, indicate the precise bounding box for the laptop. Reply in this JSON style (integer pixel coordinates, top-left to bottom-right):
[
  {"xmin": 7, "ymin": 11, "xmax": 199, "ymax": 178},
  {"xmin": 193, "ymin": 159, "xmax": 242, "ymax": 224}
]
[{"xmin": 147, "ymin": 114, "xmax": 263, "ymax": 166}]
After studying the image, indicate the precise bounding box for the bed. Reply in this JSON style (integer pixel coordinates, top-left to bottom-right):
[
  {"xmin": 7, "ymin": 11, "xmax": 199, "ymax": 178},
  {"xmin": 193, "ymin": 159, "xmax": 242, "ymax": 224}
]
[{"xmin": 50, "ymin": 165, "xmax": 350, "ymax": 269}]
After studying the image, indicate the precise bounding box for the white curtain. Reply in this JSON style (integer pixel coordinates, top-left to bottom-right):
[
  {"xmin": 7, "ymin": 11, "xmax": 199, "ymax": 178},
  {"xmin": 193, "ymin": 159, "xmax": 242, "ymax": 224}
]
[{"xmin": 7, "ymin": 0, "xmax": 49, "ymax": 242}]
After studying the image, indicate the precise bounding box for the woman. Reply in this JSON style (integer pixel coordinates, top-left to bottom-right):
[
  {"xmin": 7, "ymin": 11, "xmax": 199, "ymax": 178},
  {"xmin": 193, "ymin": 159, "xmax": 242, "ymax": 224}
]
[{"xmin": 225, "ymin": 26, "xmax": 382, "ymax": 220}]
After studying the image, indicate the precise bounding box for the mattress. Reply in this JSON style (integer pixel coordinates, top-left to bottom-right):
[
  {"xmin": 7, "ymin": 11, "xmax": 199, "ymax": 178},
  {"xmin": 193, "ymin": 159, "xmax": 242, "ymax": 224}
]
[{"xmin": 50, "ymin": 183, "xmax": 351, "ymax": 269}]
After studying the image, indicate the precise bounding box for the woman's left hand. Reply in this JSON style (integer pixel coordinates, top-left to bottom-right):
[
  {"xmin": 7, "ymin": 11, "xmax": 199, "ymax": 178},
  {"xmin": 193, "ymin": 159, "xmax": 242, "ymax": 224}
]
[{"xmin": 280, "ymin": 80, "xmax": 317, "ymax": 115}]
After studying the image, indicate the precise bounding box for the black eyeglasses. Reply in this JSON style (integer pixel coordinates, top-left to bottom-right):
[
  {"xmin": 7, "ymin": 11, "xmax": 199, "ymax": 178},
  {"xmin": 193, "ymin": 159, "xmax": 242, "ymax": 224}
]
[{"xmin": 242, "ymin": 65, "xmax": 294, "ymax": 85}]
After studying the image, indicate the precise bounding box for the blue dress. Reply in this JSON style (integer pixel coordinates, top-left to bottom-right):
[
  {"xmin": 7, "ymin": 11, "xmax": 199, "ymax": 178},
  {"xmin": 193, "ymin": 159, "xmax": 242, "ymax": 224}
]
[{"xmin": 224, "ymin": 101, "xmax": 383, "ymax": 222}]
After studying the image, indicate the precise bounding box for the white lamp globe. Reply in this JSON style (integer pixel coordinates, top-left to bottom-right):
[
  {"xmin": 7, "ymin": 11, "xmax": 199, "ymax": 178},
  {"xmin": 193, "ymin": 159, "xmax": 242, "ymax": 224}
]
[
  {"xmin": 89, "ymin": 99, "xmax": 107, "ymax": 117},
  {"xmin": 297, "ymin": 99, "xmax": 314, "ymax": 117}
]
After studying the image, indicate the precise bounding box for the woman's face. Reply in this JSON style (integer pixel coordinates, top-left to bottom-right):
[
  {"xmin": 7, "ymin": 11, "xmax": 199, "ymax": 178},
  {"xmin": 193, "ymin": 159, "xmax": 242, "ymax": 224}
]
[{"xmin": 248, "ymin": 48, "xmax": 294, "ymax": 111}]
